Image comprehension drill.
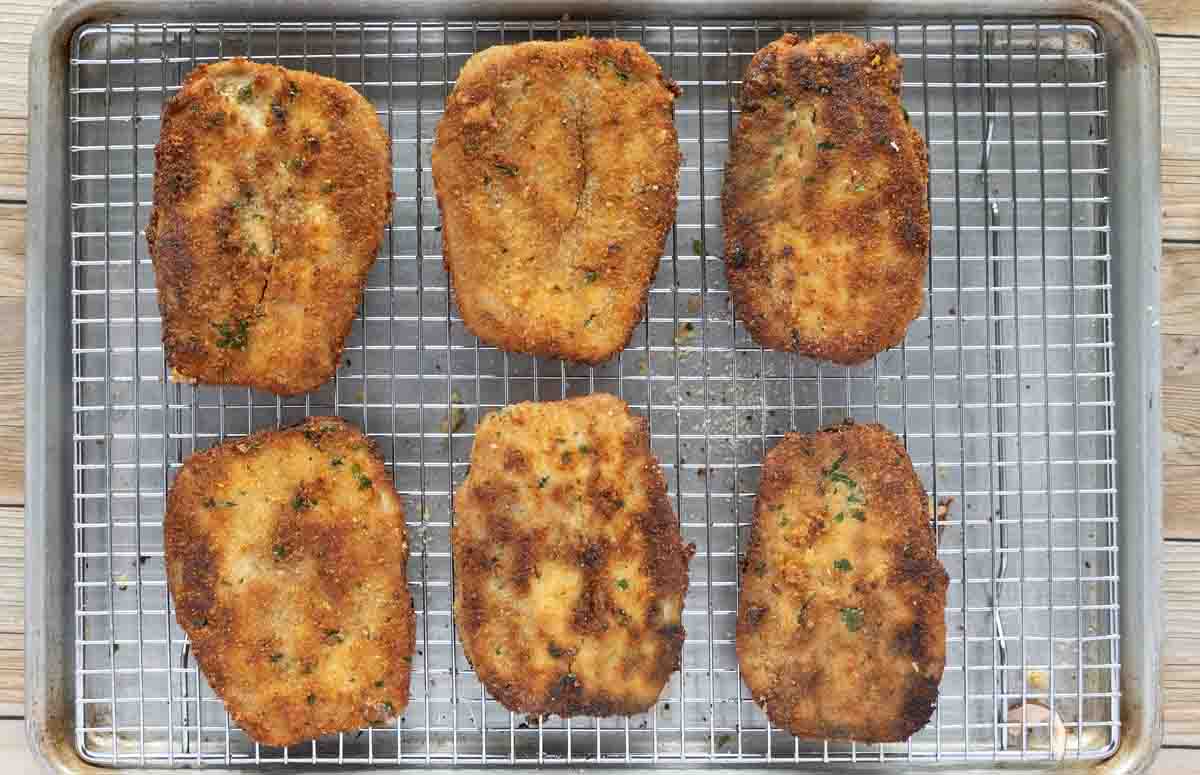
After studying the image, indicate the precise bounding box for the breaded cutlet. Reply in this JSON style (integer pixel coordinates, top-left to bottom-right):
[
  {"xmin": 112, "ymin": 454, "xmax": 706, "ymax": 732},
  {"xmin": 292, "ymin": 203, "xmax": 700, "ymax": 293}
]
[
  {"xmin": 722, "ymin": 33, "xmax": 929, "ymax": 364},
  {"xmin": 148, "ymin": 58, "xmax": 392, "ymax": 395},
  {"xmin": 737, "ymin": 422, "xmax": 948, "ymax": 742},
  {"xmin": 164, "ymin": 417, "xmax": 414, "ymax": 746},
  {"xmin": 432, "ymin": 39, "xmax": 681, "ymax": 364},
  {"xmin": 452, "ymin": 393, "xmax": 694, "ymax": 716}
]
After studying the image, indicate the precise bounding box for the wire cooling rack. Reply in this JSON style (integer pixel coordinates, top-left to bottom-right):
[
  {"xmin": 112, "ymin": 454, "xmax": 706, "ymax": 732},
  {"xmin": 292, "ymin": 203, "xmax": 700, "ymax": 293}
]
[{"xmin": 67, "ymin": 17, "xmax": 1119, "ymax": 767}]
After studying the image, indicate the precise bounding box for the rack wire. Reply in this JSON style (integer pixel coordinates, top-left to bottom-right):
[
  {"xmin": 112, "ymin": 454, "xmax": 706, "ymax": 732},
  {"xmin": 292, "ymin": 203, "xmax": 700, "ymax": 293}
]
[{"xmin": 68, "ymin": 18, "xmax": 1120, "ymax": 767}]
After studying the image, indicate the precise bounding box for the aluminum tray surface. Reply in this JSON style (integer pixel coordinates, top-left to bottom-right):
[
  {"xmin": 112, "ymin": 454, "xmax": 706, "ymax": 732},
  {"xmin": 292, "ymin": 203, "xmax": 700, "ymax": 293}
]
[{"xmin": 67, "ymin": 18, "xmax": 1119, "ymax": 767}]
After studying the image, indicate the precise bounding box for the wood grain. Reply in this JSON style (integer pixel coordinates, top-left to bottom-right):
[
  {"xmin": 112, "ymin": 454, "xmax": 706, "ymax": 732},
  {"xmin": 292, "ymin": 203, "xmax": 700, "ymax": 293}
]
[
  {"xmin": 1162, "ymin": 38, "xmax": 1200, "ymax": 242},
  {"xmin": 0, "ymin": 509, "xmax": 21, "ymax": 718},
  {"xmin": 1138, "ymin": 0, "xmax": 1200, "ymax": 37},
  {"xmin": 1166, "ymin": 541, "xmax": 1200, "ymax": 747}
]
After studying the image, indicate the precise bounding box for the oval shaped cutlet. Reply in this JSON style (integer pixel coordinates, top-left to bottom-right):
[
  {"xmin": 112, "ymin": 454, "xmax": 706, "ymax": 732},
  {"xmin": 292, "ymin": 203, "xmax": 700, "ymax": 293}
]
[
  {"xmin": 737, "ymin": 423, "xmax": 948, "ymax": 742},
  {"xmin": 432, "ymin": 39, "xmax": 681, "ymax": 364},
  {"xmin": 452, "ymin": 394, "xmax": 695, "ymax": 716},
  {"xmin": 722, "ymin": 33, "xmax": 930, "ymax": 364},
  {"xmin": 147, "ymin": 58, "xmax": 392, "ymax": 395},
  {"xmin": 164, "ymin": 417, "xmax": 414, "ymax": 746}
]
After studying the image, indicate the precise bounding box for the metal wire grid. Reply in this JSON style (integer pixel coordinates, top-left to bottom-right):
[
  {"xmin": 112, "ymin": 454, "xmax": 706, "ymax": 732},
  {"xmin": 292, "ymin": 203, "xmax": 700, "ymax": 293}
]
[{"xmin": 67, "ymin": 18, "xmax": 1119, "ymax": 767}]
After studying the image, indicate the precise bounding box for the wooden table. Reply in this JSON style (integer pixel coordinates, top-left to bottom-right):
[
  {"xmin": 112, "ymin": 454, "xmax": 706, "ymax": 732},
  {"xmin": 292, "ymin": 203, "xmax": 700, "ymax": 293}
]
[{"xmin": 0, "ymin": 1, "xmax": 1198, "ymax": 771}]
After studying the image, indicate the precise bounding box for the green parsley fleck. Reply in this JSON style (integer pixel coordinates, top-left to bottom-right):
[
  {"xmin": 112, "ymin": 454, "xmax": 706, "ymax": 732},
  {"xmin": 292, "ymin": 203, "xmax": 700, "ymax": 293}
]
[
  {"xmin": 779, "ymin": 516, "xmax": 790, "ymax": 527},
  {"xmin": 236, "ymin": 83, "xmax": 253, "ymax": 103},
  {"xmin": 616, "ymin": 578, "xmax": 630, "ymax": 591},
  {"xmin": 579, "ymin": 443, "xmax": 592, "ymax": 454},
  {"xmin": 292, "ymin": 493, "xmax": 315, "ymax": 511},
  {"xmin": 852, "ymin": 183, "xmax": 866, "ymax": 193},
  {"xmin": 272, "ymin": 544, "xmax": 288, "ymax": 560},
  {"xmin": 716, "ymin": 734, "xmax": 733, "ymax": 749},
  {"xmin": 375, "ymin": 680, "xmax": 385, "ymax": 688},
  {"xmin": 288, "ymin": 81, "xmax": 300, "ymax": 99},
  {"xmin": 493, "ymin": 161, "xmax": 518, "ymax": 176},
  {"xmin": 320, "ymin": 181, "xmax": 336, "ymax": 194},
  {"xmin": 604, "ymin": 59, "xmax": 630, "ymax": 82},
  {"xmin": 901, "ymin": 106, "xmax": 911, "ymax": 123},
  {"xmin": 833, "ymin": 512, "xmax": 845, "ymax": 523},
  {"xmin": 840, "ymin": 607, "xmax": 865, "ymax": 632},
  {"xmin": 692, "ymin": 238, "xmax": 705, "ymax": 256},
  {"xmin": 286, "ymin": 157, "xmax": 304, "ymax": 171},
  {"xmin": 382, "ymin": 701, "xmax": 395, "ymax": 715},
  {"xmin": 584, "ymin": 269, "xmax": 599, "ymax": 283},
  {"xmin": 213, "ymin": 318, "xmax": 250, "ymax": 350},
  {"xmin": 351, "ymin": 462, "xmax": 372, "ymax": 490},
  {"xmin": 538, "ymin": 476, "xmax": 550, "ymax": 489},
  {"xmin": 306, "ymin": 693, "xmax": 317, "ymax": 705},
  {"xmin": 817, "ymin": 140, "xmax": 837, "ymax": 151},
  {"xmin": 269, "ymin": 653, "xmax": 284, "ymax": 663},
  {"xmin": 833, "ymin": 558, "xmax": 853, "ymax": 572},
  {"xmin": 729, "ymin": 245, "xmax": 748, "ymax": 268},
  {"xmin": 852, "ymin": 510, "xmax": 866, "ymax": 522},
  {"xmin": 331, "ymin": 456, "xmax": 344, "ymax": 467},
  {"xmin": 323, "ymin": 628, "xmax": 345, "ymax": 644}
]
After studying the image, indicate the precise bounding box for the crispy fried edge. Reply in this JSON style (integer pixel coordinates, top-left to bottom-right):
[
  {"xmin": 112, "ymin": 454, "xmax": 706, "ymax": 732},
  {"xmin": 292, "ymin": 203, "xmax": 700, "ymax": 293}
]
[
  {"xmin": 452, "ymin": 394, "xmax": 693, "ymax": 715},
  {"xmin": 735, "ymin": 422, "xmax": 948, "ymax": 741},
  {"xmin": 433, "ymin": 39, "xmax": 680, "ymax": 365},
  {"xmin": 147, "ymin": 58, "xmax": 393, "ymax": 395},
  {"xmin": 163, "ymin": 416, "xmax": 415, "ymax": 745},
  {"xmin": 722, "ymin": 33, "xmax": 930, "ymax": 364}
]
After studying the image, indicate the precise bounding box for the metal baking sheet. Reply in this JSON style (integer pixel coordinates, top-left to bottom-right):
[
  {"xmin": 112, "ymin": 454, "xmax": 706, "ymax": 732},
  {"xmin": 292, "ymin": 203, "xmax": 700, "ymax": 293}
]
[{"xmin": 25, "ymin": 2, "xmax": 1163, "ymax": 773}]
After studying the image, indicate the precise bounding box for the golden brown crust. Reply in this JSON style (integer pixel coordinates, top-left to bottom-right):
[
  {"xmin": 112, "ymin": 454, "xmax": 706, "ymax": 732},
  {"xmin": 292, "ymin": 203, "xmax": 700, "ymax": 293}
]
[
  {"xmin": 432, "ymin": 39, "xmax": 681, "ymax": 364},
  {"xmin": 452, "ymin": 394, "xmax": 694, "ymax": 716},
  {"xmin": 147, "ymin": 58, "xmax": 392, "ymax": 395},
  {"xmin": 164, "ymin": 417, "xmax": 414, "ymax": 746},
  {"xmin": 736, "ymin": 422, "xmax": 948, "ymax": 742},
  {"xmin": 722, "ymin": 33, "xmax": 930, "ymax": 364}
]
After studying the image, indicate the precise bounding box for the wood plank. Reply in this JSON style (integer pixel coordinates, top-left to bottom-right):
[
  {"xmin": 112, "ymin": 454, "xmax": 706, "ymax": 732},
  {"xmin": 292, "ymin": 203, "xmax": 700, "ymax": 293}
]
[
  {"xmin": 1163, "ymin": 245, "xmax": 1200, "ymax": 336},
  {"xmin": 1138, "ymin": 0, "xmax": 1200, "ymax": 37},
  {"xmin": 0, "ymin": 205, "xmax": 23, "ymax": 508},
  {"xmin": 0, "ymin": 1, "xmax": 51, "ymax": 117},
  {"xmin": 0, "ymin": 509, "xmax": 21, "ymax": 718},
  {"xmin": 1161, "ymin": 37, "xmax": 1200, "ymax": 241},
  {"xmin": 1164, "ymin": 329, "xmax": 1200, "ymax": 538},
  {"xmin": 0, "ymin": 117, "xmax": 25, "ymax": 204},
  {"xmin": 1165, "ymin": 541, "xmax": 1200, "ymax": 747}
]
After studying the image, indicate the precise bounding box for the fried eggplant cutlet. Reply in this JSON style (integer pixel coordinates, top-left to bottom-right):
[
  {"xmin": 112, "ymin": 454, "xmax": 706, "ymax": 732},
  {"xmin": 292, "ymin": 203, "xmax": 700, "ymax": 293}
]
[
  {"xmin": 432, "ymin": 39, "xmax": 681, "ymax": 364},
  {"xmin": 148, "ymin": 58, "xmax": 392, "ymax": 395},
  {"xmin": 722, "ymin": 33, "xmax": 930, "ymax": 364},
  {"xmin": 452, "ymin": 393, "xmax": 694, "ymax": 716},
  {"xmin": 164, "ymin": 417, "xmax": 414, "ymax": 746},
  {"xmin": 737, "ymin": 422, "xmax": 948, "ymax": 742}
]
